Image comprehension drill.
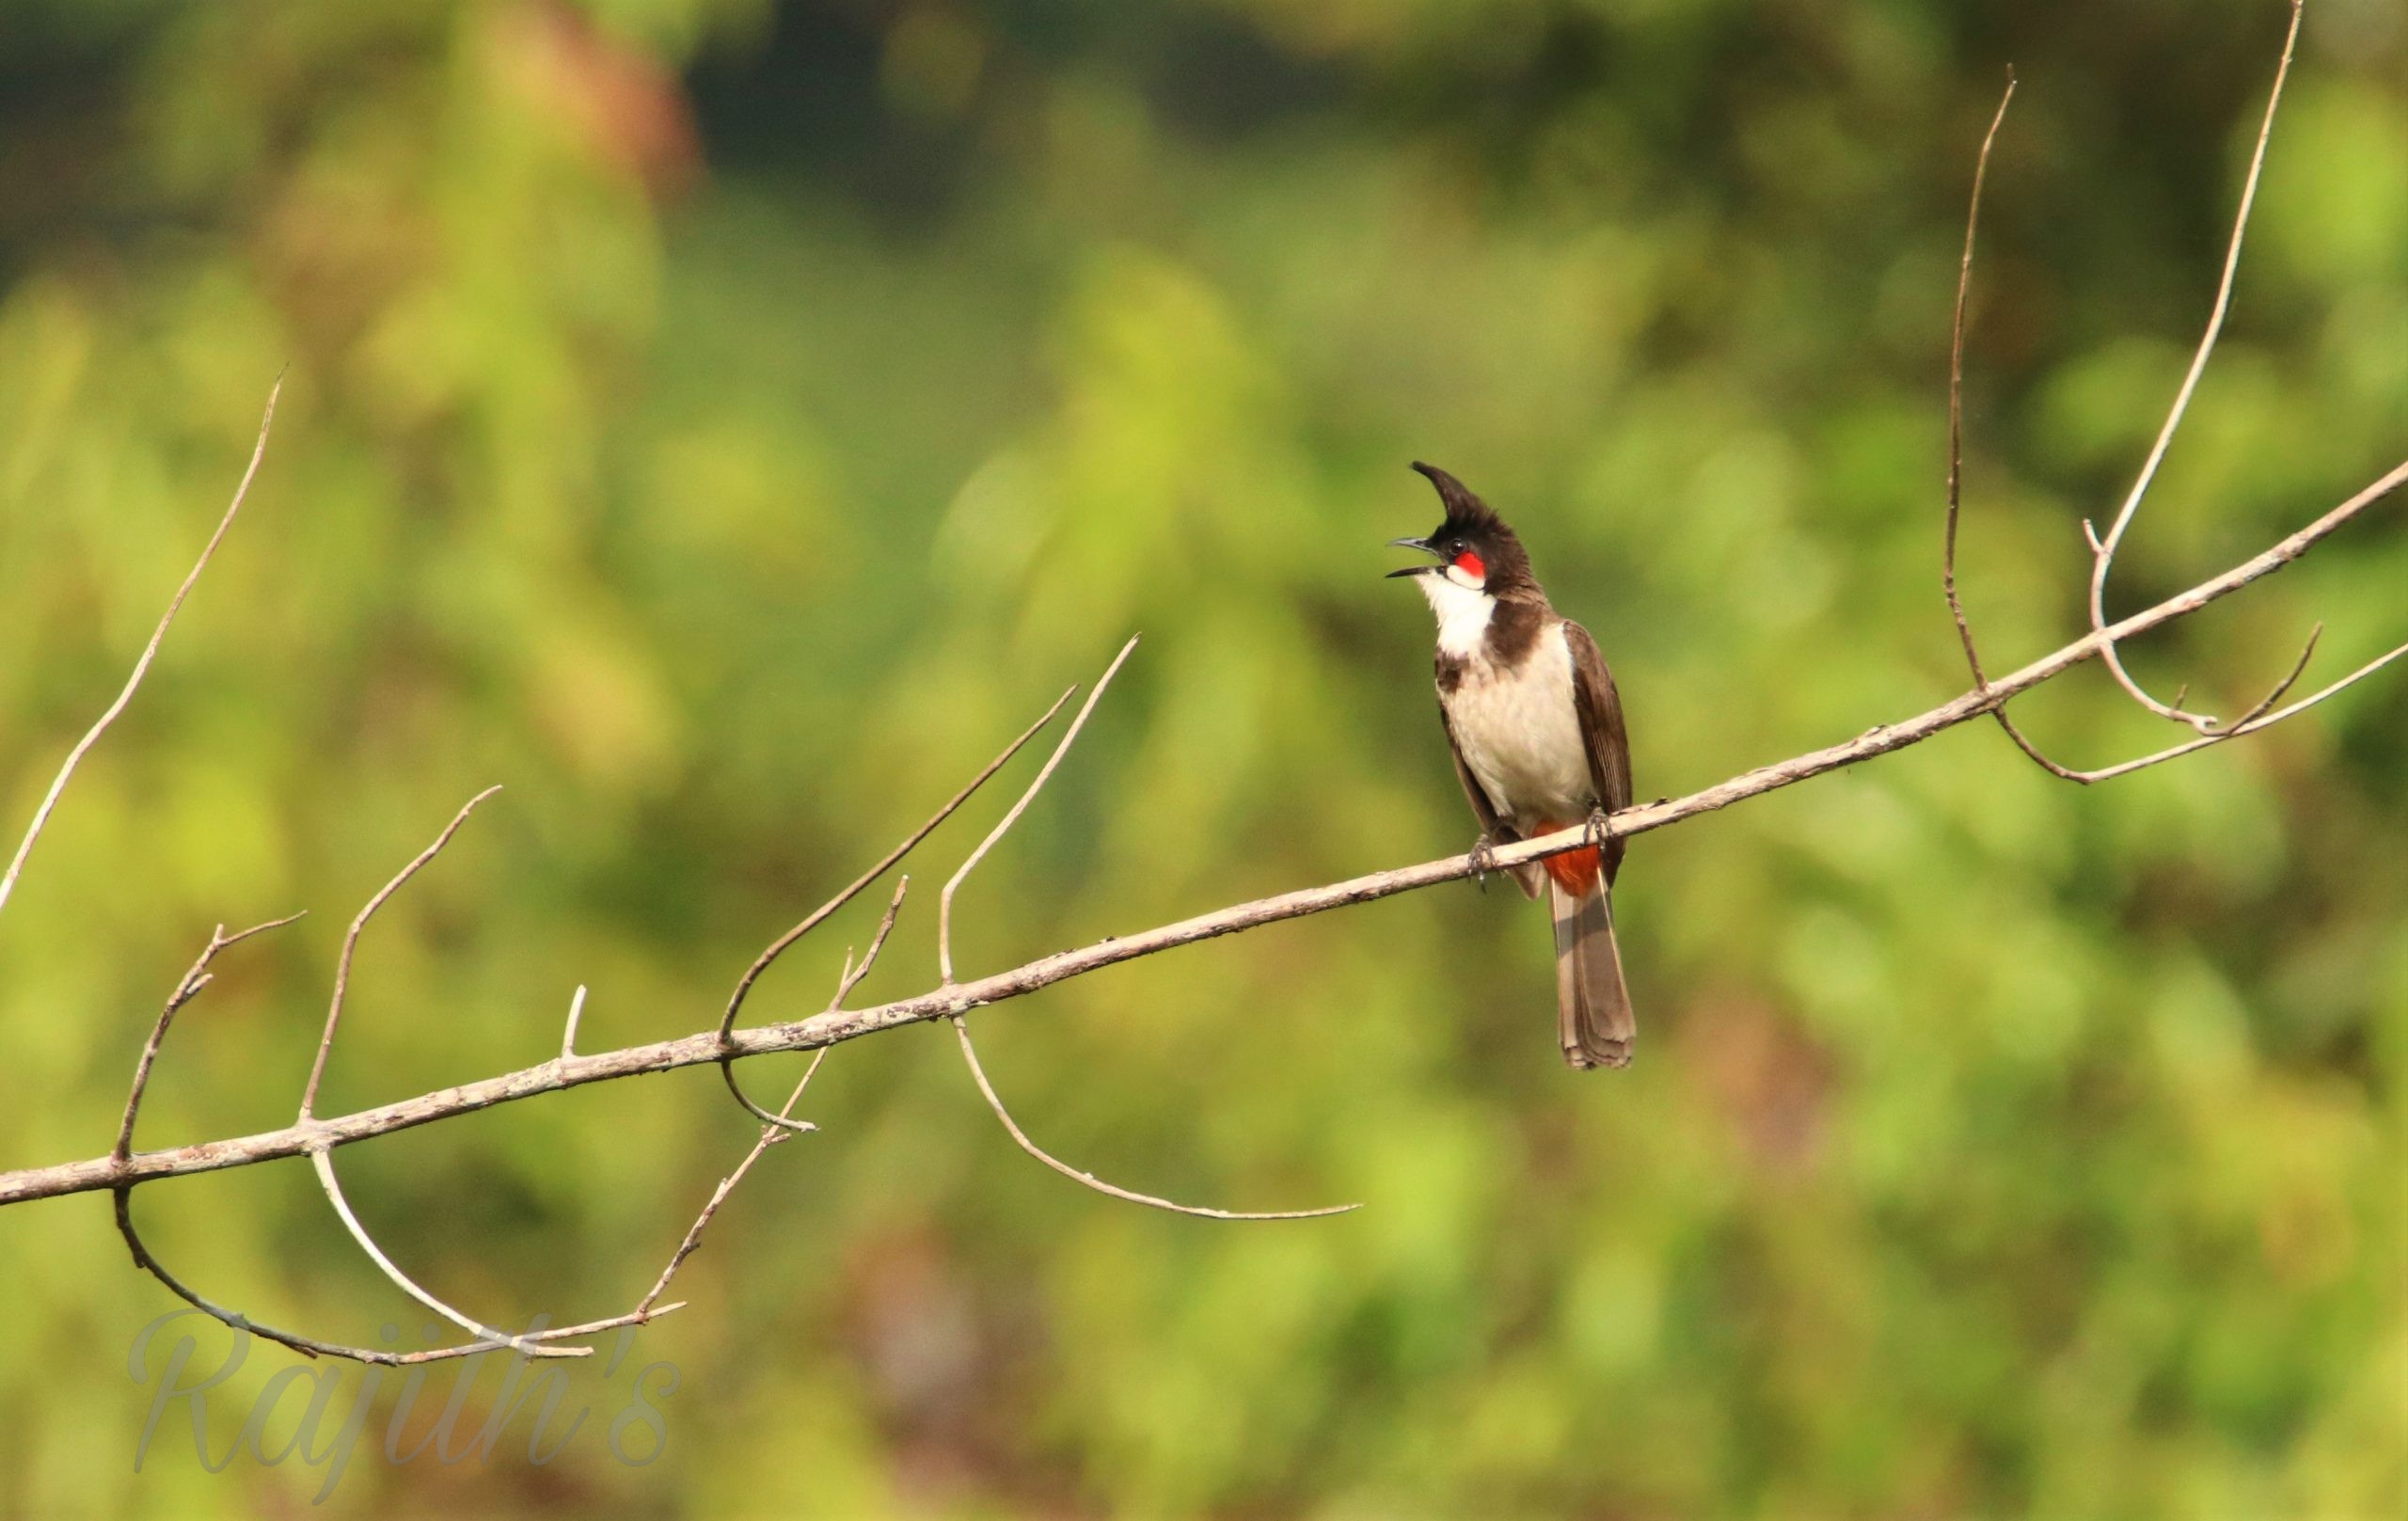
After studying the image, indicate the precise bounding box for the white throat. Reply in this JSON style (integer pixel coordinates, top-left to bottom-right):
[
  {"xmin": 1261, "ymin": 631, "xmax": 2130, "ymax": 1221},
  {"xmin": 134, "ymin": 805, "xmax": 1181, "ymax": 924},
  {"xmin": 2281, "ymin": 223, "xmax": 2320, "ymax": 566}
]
[{"xmin": 1418, "ymin": 570, "xmax": 1495, "ymax": 659}]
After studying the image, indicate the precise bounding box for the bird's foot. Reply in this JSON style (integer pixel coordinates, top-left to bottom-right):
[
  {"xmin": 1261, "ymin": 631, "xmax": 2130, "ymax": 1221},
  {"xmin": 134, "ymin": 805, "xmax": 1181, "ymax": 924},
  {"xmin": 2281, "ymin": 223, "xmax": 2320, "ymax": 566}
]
[
  {"xmin": 1468, "ymin": 833, "xmax": 1500, "ymax": 892},
  {"xmin": 1583, "ymin": 808, "xmax": 1613, "ymax": 855}
]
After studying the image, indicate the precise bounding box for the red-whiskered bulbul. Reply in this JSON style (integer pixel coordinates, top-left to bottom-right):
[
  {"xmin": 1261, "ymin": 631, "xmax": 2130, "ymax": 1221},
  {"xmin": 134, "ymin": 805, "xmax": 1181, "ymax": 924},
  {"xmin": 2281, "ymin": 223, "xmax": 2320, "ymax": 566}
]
[{"xmin": 1387, "ymin": 462, "xmax": 1637, "ymax": 1069}]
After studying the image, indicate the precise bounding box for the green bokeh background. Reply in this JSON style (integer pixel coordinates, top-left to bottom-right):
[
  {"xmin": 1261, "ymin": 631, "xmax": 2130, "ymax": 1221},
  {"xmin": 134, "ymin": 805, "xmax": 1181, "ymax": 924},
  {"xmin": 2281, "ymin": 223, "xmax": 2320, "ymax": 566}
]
[{"xmin": 1, "ymin": 1, "xmax": 2401, "ymax": 1515}]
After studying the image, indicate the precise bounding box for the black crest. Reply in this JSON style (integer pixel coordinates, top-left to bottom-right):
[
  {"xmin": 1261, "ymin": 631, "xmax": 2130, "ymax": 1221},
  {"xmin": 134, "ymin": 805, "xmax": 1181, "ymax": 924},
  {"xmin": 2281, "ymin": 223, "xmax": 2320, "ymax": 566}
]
[
  {"xmin": 1410, "ymin": 461, "xmax": 1502, "ymax": 535},
  {"xmin": 1407, "ymin": 461, "xmax": 1538, "ymax": 596}
]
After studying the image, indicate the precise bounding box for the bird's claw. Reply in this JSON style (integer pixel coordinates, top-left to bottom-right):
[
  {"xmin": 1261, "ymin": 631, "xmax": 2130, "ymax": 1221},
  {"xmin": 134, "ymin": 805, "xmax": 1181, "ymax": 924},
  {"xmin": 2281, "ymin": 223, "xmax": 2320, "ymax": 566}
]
[
  {"xmin": 1468, "ymin": 834, "xmax": 1499, "ymax": 892},
  {"xmin": 1583, "ymin": 808, "xmax": 1613, "ymax": 854}
]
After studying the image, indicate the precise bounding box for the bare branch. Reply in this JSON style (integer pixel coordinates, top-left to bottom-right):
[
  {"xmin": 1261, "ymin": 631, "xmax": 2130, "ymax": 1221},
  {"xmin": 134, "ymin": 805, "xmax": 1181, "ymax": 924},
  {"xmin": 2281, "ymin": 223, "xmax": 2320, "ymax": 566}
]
[
  {"xmin": 952, "ymin": 1016, "xmax": 1357, "ymax": 1220},
  {"xmin": 1941, "ymin": 13, "xmax": 2362, "ymax": 784},
  {"xmin": 2085, "ymin": 0, "xmax": 2306, "ymax": 730},
  {"xmin": 940, "ymin": 636, "xmax": 1141, "ymax": 984},
  {"xmin": 713, "ymin": 686, "xmax": 1079, "ymax": 1134},
  {"xmin": 11, "ymin": 452, "xmax": 2400, "ymax": 1213},
  {"xmin": 299, "ymin": 786, "xmax": 502, "ymax": 1121},
  {"xmin": 0, "ymin": 379, "xmax": 282, "ymax": 925},
  {"xmin": 110, "ymin": 916, "xmax": 674, "ymax": 1367}
]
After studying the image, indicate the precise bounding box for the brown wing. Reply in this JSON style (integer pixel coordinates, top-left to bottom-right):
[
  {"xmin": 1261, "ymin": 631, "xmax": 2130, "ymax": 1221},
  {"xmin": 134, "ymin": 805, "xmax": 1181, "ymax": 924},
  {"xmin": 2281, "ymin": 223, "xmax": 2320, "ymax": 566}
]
[
  {"xmin": 1439, "ymin": 703, "xmax": 1545, "ymax": 899},
  {"xmin": 1560, "ymin": 620, "xmax": 1633, "ymax": 885}
]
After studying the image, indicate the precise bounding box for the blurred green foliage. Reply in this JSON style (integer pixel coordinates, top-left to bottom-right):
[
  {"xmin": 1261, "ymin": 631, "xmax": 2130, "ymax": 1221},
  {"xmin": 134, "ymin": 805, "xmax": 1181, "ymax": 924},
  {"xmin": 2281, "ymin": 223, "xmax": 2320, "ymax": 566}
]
[{"xmin": 1, "ymin": 0, "xmax": 2401, "ymax": 1515}]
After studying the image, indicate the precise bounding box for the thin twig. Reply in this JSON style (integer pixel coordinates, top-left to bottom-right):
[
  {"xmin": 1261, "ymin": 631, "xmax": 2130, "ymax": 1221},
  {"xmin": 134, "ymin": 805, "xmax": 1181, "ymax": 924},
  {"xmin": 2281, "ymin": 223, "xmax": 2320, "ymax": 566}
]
[
  {"xmin": 0, "ymin": 380, "xmax": 282, "ymax": 925},
  {"xmin": 309, "ymin": 1149, "xmax": 587, "ymax": 1358},
  {"xmin": 10, "ymin": 456, "xmax": 2401, "ymax": 1212},
  {"xmin": 299, "ymin": 786, "xmax": 502, "ymax": 1121},
  {"xmin": 639, "ymin": 1049, "xmax": 830, "ymax": 1315},
  {"xmin": 951, "ymin": 1016, "xmax": 1357, "ymax": 1220},
  {"xmin": 562, "ymin": 985, "xmax": 587, "ymax": 1060},
  {"xmin": 714, "ymin": 689, "xmax": 1076, "ymax": 1134},
  {"xmin": 115, "ymin": 1184, "xmax": 676, "ymax": 1367},
  {"xmin": 832, "ymin": 878, "xmax": 909, "ymax": 1010},
  {"xmin": 113, "ymin": 913, "xmax": 306, "ymax": 1165},
  {"xmin": 940, "ymin": 636, "xmax": 1140, "ymax": 984},
  {"xmin": 2084, "ymin": 0, "xmax": 2306, "ymax": 730},
  {"xmin": 1940, "ymin": 68, "xmax": 2087, "ymax": 779},
  {"xmin": 2061, "ymin": 636, "xmax": 2402, "ymax": 784}
]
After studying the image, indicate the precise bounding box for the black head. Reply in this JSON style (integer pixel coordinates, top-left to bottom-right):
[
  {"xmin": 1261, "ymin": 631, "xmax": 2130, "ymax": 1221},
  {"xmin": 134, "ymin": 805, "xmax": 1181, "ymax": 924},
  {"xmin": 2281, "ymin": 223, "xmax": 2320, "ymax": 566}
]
[{"xmin": 1385, "ymin": 462, "xmax": 1534, "ymax": 595}]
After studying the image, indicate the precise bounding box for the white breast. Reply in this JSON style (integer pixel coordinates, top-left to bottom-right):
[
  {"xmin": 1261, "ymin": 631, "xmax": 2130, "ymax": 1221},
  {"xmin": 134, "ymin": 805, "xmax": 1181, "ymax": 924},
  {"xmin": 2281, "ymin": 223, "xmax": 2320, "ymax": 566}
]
[{"xmin": 1443, "ymin": 623, "xmax": 1594, "ymax": 832}]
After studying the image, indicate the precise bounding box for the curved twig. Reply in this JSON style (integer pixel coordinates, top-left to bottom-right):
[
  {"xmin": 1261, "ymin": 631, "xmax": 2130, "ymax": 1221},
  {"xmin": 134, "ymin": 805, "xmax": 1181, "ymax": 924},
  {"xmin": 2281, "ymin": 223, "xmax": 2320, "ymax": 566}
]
[
  {"xmin": 940, "ymin": 636, "xmax": 1140, "ymax": 984},
  {"xmin": 297, "ymin": 787, "xmax": 601, "ymax": 1358},
  {"xmin": 111, "ymin": 915, "xmax": 673, "ymax": 1367},
  {"xmin": 714, "ymin": 688, "xmax": 1077, "ymax": 1134},
  {"xmin": 2058, "ymin": 636, "xmax": 2403, "ymax": 784},
  {"xmin": 116, "ymin": 1182, "xmax": 676, "ymax": 1367},
  {"xmin": 1941, "ymin": 16, "xmax": 2360, "ymax": 784},
  {"xmin": 1940, "ymin": 67, "xmax": 2090, "ymax": 780},
  {"xmin": 561, "ymin": 984, "xmax": 588, "ymax": 1059},
  {"xmin": 2084, "ymin": 0, "xmax": 2306, "ymax": 730},
  {"xmin": 951, "ymin": 1016, "xmax": 1357, "ymax": 1221},
  {"xmin": 0, "ymin": 379, "xmax": 282, "ymax": 925},
  {"xmin": 309, "ymin": 1149, "xmax": 586, "ymax": 1358}
]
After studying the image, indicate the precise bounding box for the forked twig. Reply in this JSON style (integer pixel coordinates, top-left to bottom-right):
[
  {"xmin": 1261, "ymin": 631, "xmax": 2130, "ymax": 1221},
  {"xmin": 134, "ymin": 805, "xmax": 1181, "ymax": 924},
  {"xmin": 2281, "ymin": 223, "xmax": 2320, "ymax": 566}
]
[
  {"xmin": 0, "ymin": 379, "xmax": 282, "ymax": 924},
  {"xmin": 940, "ymin": 636, "xmax": 1140, "ymax": 984},
  {"xmin": 296, "ymin": 787, "xmax": 615, "ymax": 1355},
  {"xmin": 2059, "ymin": 637, "xmax": 2405, "ymax": 784},
  {"xmin": 112, "ymin": 911, "xmax": 666, "ymax": 1366},
  {"xmin": 713, "ymin": 687, "xmax": 1078, "ymax": 1134},
  {"xmin": 832, "ymin": 877, "xmax": 910, "ymax": 1011},
  {"xmin": 951, "ymin": 1016, "xmax": 1357, "ymax": 1221},
  {"xmin": 299, "ymin": 786, "xmax": 502, "ymax": 1121},
  {"xmin": 2083, "ymin": 0, "xmax": 2315, "ymax": 732},
  {"xmin": 928, "ymin": 635, "xmax": 1354, "ymax": 1219},
  {"xmin": 1941, "ymin": 6, "xmax": 2398, "ymax": 784},
  {"xmin": 112, "ymin": 913, "xmax": 306, "ymax": 1165}
]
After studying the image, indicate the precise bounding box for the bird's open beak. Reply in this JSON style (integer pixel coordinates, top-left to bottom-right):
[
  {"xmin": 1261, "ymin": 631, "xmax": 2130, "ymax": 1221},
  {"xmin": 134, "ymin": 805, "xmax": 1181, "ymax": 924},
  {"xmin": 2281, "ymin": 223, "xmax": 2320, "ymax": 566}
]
[{"xmin": 1386, "ymin": 536, "xmax": 1440, "ymax": 578}]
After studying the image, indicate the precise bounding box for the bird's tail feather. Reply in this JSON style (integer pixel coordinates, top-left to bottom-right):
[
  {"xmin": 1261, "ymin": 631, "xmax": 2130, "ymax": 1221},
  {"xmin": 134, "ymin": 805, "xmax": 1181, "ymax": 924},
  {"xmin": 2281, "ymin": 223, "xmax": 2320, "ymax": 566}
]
[{"xmin": 1551, "ymin": 879, "xmax": 1635, "ymax": 1070}]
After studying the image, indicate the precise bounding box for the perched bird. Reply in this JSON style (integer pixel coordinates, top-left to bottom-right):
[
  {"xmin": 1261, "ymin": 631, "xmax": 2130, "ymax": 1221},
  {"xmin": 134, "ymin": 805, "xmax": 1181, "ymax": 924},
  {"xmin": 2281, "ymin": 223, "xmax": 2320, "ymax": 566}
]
[{"xmin": 1387, "ymin": 462, "xmax": 1637, "ymax": 1069}]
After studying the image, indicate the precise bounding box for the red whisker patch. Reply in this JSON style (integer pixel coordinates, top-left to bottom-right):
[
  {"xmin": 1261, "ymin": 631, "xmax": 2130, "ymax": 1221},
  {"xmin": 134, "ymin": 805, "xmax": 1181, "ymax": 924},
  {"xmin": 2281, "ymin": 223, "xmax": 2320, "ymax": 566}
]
[{"xmin": 1452, "ymin": 549, "xmax": 1486, "ymax": 578}]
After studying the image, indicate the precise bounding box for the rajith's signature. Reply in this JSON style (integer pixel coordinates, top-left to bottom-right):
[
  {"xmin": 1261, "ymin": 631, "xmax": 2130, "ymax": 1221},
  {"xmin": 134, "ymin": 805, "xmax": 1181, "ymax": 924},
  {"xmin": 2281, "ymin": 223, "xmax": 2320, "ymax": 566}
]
[{"xmin": 130, "ymin": 1310, "xmax": 677, "ymax": 1503}]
